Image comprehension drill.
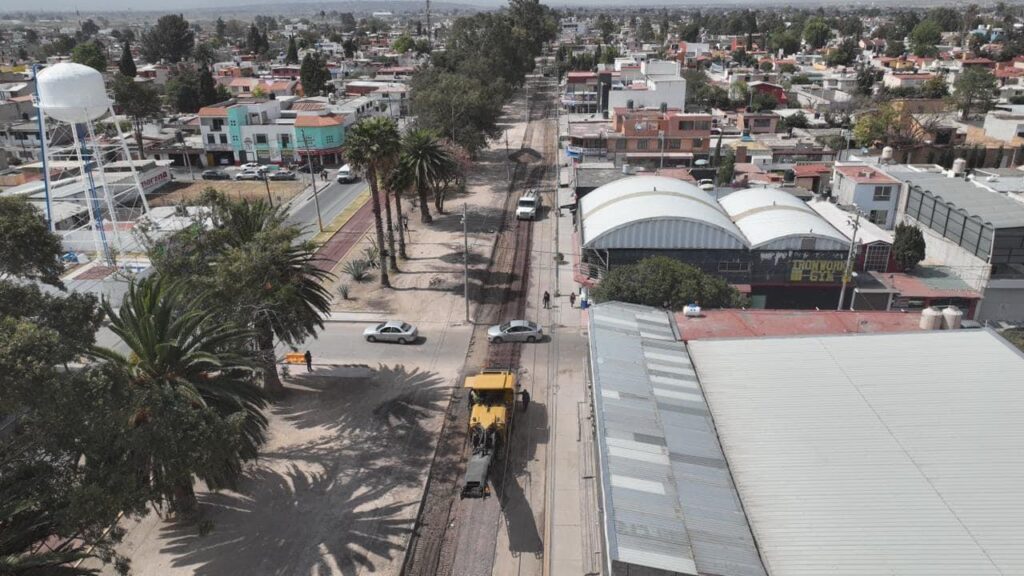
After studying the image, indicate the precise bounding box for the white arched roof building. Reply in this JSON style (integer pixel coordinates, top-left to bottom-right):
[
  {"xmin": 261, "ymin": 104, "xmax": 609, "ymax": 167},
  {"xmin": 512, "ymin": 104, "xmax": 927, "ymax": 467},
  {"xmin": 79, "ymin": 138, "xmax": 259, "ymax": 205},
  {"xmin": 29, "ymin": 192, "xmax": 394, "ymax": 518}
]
[
  {"xmin": 719, "ymin": 188, "xmax": 849, "ymax": 251},
  {"xmin": 580, "ymin": 176, "xmax": 749, "ymax": 250}
]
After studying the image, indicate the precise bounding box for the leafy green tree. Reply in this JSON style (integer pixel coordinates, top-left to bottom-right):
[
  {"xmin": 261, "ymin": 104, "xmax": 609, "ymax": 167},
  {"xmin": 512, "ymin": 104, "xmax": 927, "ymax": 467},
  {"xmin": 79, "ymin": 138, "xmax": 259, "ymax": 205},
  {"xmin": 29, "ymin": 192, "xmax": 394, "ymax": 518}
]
[
  {"xmin": 119, "ymin": 40, "xmax": 136, "ymax": 77},
  {"xmin": 198, "ymin": 64, "xmax": 220, "ymax": 105},
  {"xmin": 409, "ymin": 69, "xmax": 504, "ymax": 156},
  {"xmin": 803, "ymin": 17, "xmax": 831, "ymax": 50},
  {"xmin": 215, "ymin": 17, "xmax": 227, "ymax": 40},
  {"xmin": 140, "ymin": 14, "xmax": 195, "ymax": 64},
  {"xmin": 919, "ymin": 75, "xmax": 950, "ymax": 99},
  {"xmin": 0, "ymin": 197, "xmax": 64, "ymax": 285},
  {"xmin": 347, "ymin": 118, "xmax": 402, "ymax": 282},
  {"xmin": 893, "ymin": 223, "xmax": 926, "ymax": 271},
  {"xmin": 393, "ymin": 33, "xmax": 414, "ymax": 53},
  {"xmin": 112, "ymin": 74, "xmax": 162, "ymax": 159},
  {"xmin": 79, "ymin": 18, "xmax": 100, "ymax": 38},
  {"xmin": 95, "ymin": 277, "xmax": 267, "ymax": 512},
  {"xmin": 285, "ymin": 35, "xmax": 299, "ymax": 64},
  {"xmin": 718, "ymin": 150, "xmax": 735, "ymax": 184},
  {"xmin": 592, "ymin": 256, "xmax": 746, "ymax": 310},
  {"xmin": 826, "ymin": 37, "xmax": 859, "ymax": 67},
  {"xmin": 782, "ymin": 111, "xmax": 809, "ymax": 130},
  {"xmin": 246, "ymin": 23, "xmax": 269, "ymax": 56},
  {"xmin": 909, "ymin": 20, "xmax": 943, "ymax": 57},
  {"xmin": 165, "ymin": 68, "xmax": 202, "ymax": 113},
  {"xmin": 399, "ymin": 128, "xmax": 456, "ymax": 224},
  {"xmin": 884, "ymin": 38, "xmax": 906, "ymax": 58},
  {"xmin": 300, "ymin": 52, "xmax": 331, "ymax": 96},
  {"xmin": 71, "ymin": 40, "xmax": 107, "ymax": 72},
  {"xmin": 952, "ymin": 66, "xmax": 999, "ymax": 120},
  {"xmin": 192, "ymin": 41, "xmax": 217, "ymax": 66},
  {"xmin": 750, "ymin": 91, "xmax": 778, "ymax": 112}
]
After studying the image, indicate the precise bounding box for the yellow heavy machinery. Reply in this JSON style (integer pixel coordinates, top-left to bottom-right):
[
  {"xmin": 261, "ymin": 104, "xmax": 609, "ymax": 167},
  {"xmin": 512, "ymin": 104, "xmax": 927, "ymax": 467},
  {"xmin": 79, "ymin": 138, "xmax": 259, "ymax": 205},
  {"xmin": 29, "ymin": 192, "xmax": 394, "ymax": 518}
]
[{"xmin": 460, "ymin": 370, "xmax": 517, "ymax": 498}]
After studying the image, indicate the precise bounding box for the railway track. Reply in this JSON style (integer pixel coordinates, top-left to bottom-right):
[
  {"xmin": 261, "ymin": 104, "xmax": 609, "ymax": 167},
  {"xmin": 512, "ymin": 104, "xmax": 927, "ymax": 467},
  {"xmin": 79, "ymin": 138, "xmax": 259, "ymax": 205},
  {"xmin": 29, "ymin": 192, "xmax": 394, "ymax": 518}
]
[{"xmin": 403, "ymin": 77, "xmax": 555, "ymax": 576}]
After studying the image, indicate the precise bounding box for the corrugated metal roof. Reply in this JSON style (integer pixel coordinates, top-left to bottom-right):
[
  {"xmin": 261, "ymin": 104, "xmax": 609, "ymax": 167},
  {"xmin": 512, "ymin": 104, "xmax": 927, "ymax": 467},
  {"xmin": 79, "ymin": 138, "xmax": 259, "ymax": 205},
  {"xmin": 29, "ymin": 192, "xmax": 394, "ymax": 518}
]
[
  {"xmin": 580, "ymin": 176, "xmax": 749, "ymax": 250},
  {"xmin": 885, "ymin": 168, "xmax": 1024, "ymax": 229},
  {"xmin": 719, "ymin": 187, "xmax": 849, "ymax": 250},
  {"xmin": 589, "ymin": 302, "xmax": 767, "ymax": 576},
  {"xmin": 689, "ymin": 330, "xmax": 1024, "ymax": 576}
]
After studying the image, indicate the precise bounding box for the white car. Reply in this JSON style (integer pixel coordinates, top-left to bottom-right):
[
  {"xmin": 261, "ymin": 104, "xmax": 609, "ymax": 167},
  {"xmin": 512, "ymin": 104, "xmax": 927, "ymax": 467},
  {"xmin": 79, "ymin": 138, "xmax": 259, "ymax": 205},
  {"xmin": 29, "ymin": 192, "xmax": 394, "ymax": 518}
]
[
  {"xmin": 363, "ymin": 321, "xmax": 418, "ymax": 344},
  {"xmin": 698, "ymin": 179, "xmax": 714, "ymax": 191},
  {"xmin": 487, "ymin": 320, "xmax": 542, "ymax": 343},
  {"xmin": 336, "ymin": 164, "xmax": 358, "ymax": 183},
  {"xmin": 239, "ymin": 162, "xmax": 263, "ymax": 171},
  {"xmin": 235, "ymin": 169, "xmax": 265, "ymax": 181}
]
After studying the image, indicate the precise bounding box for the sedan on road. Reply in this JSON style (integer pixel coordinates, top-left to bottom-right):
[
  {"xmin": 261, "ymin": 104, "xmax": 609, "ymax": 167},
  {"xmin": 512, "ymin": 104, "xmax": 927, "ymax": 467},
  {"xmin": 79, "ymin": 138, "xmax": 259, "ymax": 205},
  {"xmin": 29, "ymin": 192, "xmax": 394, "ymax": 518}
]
[
  {"xmin": 269, "ymin": 170, "xmax": 297, "ymax": 181},
  {"xmin": 487, "ymin": 320, "xmax": 542, "ymax": 343},
  {"xmin": 239, "ymin": 162, "xmax": 263, "ymax": 171},
  {"xmin": 363, "ymin": 321, "xmax": 419, "ymax": 344},
  {"xmin": 201, "ymin": 169, "xmax": 230, "ymax": 180},
  {"xmin": 235, "ymin": 169, "xmax": 265, "ymax": 181}
]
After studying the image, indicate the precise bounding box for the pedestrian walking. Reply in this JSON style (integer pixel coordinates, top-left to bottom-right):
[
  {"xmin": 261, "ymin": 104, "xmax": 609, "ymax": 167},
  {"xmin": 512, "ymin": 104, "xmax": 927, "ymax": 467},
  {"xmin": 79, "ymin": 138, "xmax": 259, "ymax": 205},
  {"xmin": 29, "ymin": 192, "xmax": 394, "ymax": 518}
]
[
  {"xmin": 542, "ymin": 291, "xmax": 551, "ymax": 309},
  {"xmin": 569, "ymin": 292, "xmax": 576, "ymax": 308},
  {"xmin": 520, "ymin": 389, "xmax": 530, "ymax": 410},
  {"xmin": 304, "ymin": 350, "xmax": 312, "ymax": 372},
  {"xmin": 401, "ymin": 213, "xmax": 410, "ymax": 231}
]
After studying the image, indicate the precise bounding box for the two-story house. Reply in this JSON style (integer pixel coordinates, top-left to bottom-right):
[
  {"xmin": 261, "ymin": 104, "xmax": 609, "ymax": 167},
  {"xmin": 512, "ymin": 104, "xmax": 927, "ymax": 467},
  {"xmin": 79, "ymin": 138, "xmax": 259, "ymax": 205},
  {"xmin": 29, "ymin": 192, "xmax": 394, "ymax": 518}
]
[
  {"xmin": 831, "ymin": 164, "xmax": 902, "ymax": 228},
  {"xmin": 604, "ymin": 106, "xmax": 712, "ymax": 168}
]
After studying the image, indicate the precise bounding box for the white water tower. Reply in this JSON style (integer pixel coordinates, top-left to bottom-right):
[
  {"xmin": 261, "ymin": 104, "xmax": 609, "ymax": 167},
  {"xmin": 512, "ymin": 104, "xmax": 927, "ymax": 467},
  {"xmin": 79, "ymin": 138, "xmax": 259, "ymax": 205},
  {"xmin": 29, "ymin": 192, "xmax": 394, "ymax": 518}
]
[{"xmin": 34, "ymin": 62, "xmax": 151, "ymax": 264}]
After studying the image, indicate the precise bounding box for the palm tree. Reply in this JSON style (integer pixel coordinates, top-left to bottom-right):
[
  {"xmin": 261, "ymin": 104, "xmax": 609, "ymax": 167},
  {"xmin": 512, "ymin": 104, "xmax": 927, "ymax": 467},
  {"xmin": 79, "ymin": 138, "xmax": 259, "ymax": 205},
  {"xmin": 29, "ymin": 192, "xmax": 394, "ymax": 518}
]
[
  {"xmin": 94, "ymin": 277, "xmax": 268, "ymax": 513},
  {"xmin": 385, "ymin": 165, "xmax": 413, "ymax": 259},
  {"xmin": 399, "ymin": 129, "xmax": 456, "ymax": 223},
  {"xmin": 213, "ymin": 199, "xmax": 333, "ymax": 398},
  {"xmin": 346, "ymin": 117, "xmax": 401, "ymax": 284}
]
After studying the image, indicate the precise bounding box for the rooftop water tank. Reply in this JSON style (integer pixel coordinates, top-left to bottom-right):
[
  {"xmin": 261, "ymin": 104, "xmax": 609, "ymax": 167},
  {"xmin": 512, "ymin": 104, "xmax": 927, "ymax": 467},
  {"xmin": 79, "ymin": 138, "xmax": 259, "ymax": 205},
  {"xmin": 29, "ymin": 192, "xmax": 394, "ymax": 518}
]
[
  {"xmin": 881, "ymin": 146, "xmax": 894, "ymax": 162},
  {"xmin": 952, "ymin": 158, "xmax": 967, "ymax": 176},
  {"xmin": 36, "ymin": 62, "xmax": 110, "ymax": 124},
  {"xmin": 942, "ymin": 305, "xmax": 963, "ymax": 330},
  {"xmin": 919, "ymin": 306, "xmax": 942, "ymax": 330}
]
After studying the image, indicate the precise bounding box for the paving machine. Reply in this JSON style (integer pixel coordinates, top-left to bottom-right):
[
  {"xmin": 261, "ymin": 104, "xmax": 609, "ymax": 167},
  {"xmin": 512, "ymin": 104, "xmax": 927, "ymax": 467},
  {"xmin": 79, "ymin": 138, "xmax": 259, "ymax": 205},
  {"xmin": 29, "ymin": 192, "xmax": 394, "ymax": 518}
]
[{"xmin": 460, "ymin": 370, "xmax": 517, "ymax": 498}]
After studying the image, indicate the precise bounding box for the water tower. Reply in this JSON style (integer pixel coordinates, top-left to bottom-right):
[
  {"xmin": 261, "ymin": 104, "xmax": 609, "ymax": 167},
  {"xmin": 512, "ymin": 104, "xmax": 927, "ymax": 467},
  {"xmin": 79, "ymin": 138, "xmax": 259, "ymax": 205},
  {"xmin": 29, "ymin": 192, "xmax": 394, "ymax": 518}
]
[{"xmin": 34, "ymin": 62, "xmax": 151, "ymax": 265}]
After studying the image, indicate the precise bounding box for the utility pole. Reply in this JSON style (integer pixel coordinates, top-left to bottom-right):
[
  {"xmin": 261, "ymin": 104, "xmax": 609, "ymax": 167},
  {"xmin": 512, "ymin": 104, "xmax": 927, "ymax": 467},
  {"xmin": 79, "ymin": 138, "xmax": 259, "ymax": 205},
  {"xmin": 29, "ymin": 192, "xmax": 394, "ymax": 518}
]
[
  {"xmin": 837, "ymin": 210, "xmax": 861, "ymax": 311},
  {"xmin": 462, "ymin": 202, "xmax": 470, "ymax": 322},
  {"xmin": 505, "ymin": 130, "xmax": 511, "ymax": 182},
  {"xmin": 262, "ymin": 172, "xmax": 274, "ymax": 207},
  {"xmin": 301, "ymin": 131, "xmax": 324, "ymax": 232}
]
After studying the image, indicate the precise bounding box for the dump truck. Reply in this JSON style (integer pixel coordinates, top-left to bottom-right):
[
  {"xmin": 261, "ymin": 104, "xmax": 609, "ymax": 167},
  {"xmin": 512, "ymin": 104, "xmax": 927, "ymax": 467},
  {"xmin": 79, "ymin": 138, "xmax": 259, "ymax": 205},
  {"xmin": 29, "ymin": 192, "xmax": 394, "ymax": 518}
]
[{"xmin": 460, "ymin": 369, "xmax": 517, "ymax": 498}]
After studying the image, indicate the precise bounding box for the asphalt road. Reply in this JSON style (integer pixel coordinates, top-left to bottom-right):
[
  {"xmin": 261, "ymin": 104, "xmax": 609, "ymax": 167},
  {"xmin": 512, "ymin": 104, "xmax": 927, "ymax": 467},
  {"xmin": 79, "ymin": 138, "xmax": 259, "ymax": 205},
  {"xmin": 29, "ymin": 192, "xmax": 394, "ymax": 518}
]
[{"xmin": 285, "ymin": 177, "xmax": 368, "ymax": 243}]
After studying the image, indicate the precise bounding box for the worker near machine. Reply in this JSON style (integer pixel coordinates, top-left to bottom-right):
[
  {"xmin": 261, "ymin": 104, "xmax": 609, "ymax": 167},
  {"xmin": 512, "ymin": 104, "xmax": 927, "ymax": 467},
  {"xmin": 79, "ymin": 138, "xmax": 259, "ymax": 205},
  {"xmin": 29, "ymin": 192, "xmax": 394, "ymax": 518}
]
[
  {"xmin": 520, "ymin": 389, "xmax": 530, "ymax": 410},
  {"xmin": 304, "ymin": 350, "xmax": 312, "ymax": 372}
]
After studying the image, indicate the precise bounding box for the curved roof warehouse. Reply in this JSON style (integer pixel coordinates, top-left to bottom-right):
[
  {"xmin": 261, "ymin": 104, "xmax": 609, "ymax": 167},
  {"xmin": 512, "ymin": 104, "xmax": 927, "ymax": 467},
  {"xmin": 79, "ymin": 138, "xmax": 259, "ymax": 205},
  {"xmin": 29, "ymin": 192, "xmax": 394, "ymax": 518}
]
[
  {"xmin": 719, "ymin": 188, "xmax": 850, "ymax": 251},
  {"xmin": 579, "ymin": 176, "xmax": 749, "ymax": 250}
]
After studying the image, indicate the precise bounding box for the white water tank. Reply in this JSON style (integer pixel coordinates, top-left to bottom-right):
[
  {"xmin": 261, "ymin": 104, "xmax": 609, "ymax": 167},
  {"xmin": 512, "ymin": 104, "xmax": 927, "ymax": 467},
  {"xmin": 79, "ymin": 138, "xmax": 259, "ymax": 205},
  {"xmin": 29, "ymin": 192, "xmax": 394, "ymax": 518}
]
[
  {"xmin": 881, "ymin": 146, "xmax": 894, "ymax": 162},
  {"xmin": 36, "ymin": 62, "xmax": 110, "ymax": 124},
  {"xmin": 942, "ymin": 305, "xmax": 963, "ymax": 330},
  {"xmin": 952, "ymin": 158, "xmax": 967, "ymax": 176},
  {"xmin": 684, "ymin": 303, "xmax": 702, "ymax": 317},
  {"xmin": 919, "ymin": 306, "xmax": 942, "ymax": 330}
]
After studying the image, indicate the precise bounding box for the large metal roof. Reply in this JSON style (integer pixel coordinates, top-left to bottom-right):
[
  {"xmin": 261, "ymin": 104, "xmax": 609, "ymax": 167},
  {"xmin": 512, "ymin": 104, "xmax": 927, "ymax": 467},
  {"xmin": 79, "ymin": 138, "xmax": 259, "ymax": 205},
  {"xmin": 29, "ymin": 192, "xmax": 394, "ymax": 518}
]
[
  {"xmin": 719, "ymin": 187, "xmax": 849, "ymax": 251},
  {"xmin": 885, "ymin": 168, "xmax": 1024, "ymax": 230},
  {"xmin": 580, "ymin": 176, "xmax": 749, "ymax": 250},
  {"xmin": 589, "ymin": 302, "xmax": 766, "ymax": 576},
  {"xmin": 688, "ymin": 330, "xmax": 1024, "ymax": 576}
]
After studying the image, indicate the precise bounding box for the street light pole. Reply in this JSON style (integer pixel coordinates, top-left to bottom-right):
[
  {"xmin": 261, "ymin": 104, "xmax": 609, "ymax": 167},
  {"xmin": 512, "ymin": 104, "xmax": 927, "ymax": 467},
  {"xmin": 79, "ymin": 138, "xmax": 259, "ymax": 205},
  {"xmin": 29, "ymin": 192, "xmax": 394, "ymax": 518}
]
[
  {"xmin": 462, "ymin": 202, "xmax": 470, "ymax": 323},
  {"xmin": 262, "ymin": 172, "xmax": 274, "ymax": 207},
  {"xmin": 837, "ymin": 210, "xmax": 861, "ymax": 311}
]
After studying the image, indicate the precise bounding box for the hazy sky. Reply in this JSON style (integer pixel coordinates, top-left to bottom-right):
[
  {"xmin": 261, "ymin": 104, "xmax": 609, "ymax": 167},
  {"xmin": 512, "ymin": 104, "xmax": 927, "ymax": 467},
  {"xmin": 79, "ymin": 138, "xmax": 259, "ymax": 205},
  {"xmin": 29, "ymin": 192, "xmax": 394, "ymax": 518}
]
[{"xmin": 4, "ymin": 0, "xmax": 498, "ymax": 14}]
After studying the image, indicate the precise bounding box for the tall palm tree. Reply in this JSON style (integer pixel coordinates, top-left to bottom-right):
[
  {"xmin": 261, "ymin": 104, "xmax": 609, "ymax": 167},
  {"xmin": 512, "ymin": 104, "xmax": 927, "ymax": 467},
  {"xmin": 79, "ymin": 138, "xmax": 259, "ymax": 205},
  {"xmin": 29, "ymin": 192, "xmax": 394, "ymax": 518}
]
[
  {"xmin": 212, "ymin": 199, "xmax": 333, "ymax": 398},
  {"xmin": 346, "ymin": 117, "xmax": 401, "ymax": 284},
  {"xmin": 385, "ymin": 165, "xmax": 413, "ymax": 259},
  {"xmin": 399, "ymin": 129, "xmax": 456, "ymax": 223},
  {"xmin": 94, "ymin": 277, "xmax": 268, "ymax": 513}
]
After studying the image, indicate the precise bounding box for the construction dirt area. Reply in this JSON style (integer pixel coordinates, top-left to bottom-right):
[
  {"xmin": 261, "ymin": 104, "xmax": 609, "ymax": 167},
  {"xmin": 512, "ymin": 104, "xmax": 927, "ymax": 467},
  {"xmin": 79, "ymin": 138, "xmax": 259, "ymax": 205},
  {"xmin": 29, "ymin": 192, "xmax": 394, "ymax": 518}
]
[
  {"xmin": 148, "ymin": 179, "xmax": 304, "ymax": 208},
  {"xmin": 98, "ymin": 79, "xmax": 568, "ymax": 576}
]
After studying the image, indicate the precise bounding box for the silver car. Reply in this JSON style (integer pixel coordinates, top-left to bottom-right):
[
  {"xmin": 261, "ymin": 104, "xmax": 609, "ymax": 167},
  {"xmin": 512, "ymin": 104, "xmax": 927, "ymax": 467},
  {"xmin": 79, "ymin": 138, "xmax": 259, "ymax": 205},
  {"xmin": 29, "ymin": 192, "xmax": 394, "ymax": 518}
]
[
  {"xmin": 487, "ymin": 320, "xmax": 542, "ymax": 343},
  {"xmin": 363, "ymin": 321, "xmax": 418, "ymax": 344}
]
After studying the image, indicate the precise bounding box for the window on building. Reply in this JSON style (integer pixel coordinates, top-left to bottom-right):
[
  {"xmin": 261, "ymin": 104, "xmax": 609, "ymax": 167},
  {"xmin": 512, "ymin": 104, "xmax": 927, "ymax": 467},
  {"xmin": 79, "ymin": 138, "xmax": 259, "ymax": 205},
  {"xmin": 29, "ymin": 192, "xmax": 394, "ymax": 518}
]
[
  {"xmin": 325, "ymin": 135, "xmax": 334, "ymax": 144},
  {"xmin": 220, "ymin": 134, "xmax": 228, "ymax": 144},
  {"xmin": 873, "ymin": 186, "xmax": 892, "ymax": 201},
  {"xmin": 207, "ymin": 134, "xmax": 215, "ymax": 144},
  {"xmin": 869, "ymin": 209, "xmax": 888, "ymax": 225},
  {"xmin": 753, "ymin": 119, "xmax": 772, "ymax": 128},
  {"xmin": 280, "ymin": 134, "xmax": 291, "ymax": 148},
  {"xmin": 667, "ymin": 139, "xmax": 681, "ymax": 150},
  {"xmin": 255, "ymin": 134, "xmax": 268, "ymax": 145},
  {"xmin": 679, "ymin": 120, "xmax": 695, "ymax": 130},
  {"xmin": 232, "ymin": 135, "xmax": 239, "ymax": 142},
  {"xmin": 229, "ymin": 120, "xmax": 237, "ymax": 127},
  {"xmin": 800, "ymin": 237, "xmax": 817, "ymax": 251},
  {"xmin": 864, "ymin": 244, "xmax": 891, "ymax": 272},
  {"xmin": 211, "ymin": 119, "xmax": 224, "ymax": 131},
  {"xmin": 692, "ymin": 138, "xmax": 704, "ymax": 148},
  {"xmin": 637, "ymin": 139, "xmax": 649, "ymax": 150}
]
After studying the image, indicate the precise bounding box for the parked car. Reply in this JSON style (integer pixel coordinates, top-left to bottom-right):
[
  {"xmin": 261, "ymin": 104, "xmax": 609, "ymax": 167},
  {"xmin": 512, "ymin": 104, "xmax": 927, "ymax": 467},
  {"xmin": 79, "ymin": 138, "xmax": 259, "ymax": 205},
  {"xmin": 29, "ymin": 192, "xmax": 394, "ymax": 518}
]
[
  {"xmin": 487, "ymin": 320, "xmax": 542, "ymax": 343},
  {"xmin": 239, "ymin": 162, "xmax": 263, "ymax": 171},
  {"xmin": 235, "ymin": 169, "xmax": 265, "ymax": 181},
  {"xmin": 269, "ymin": 170, "xmax": 297, "ymax": 181},
  {"xmin": 698, "ymin": 179, "xmax": 714, "ymax": 191},
  {"xmin": 363, "ymin": 321, "xmax": 419, "ymax": 344},
  {"xmin": 336, "ymin": 164, "xmax": 358, "ymax": 183},
  {"xmin": 201, "ymin": 169, "xmax": 230, "ymax": 180},
  {"xmin": 516, "ymin": 189, "xmax": 540, "ymax": 220}
]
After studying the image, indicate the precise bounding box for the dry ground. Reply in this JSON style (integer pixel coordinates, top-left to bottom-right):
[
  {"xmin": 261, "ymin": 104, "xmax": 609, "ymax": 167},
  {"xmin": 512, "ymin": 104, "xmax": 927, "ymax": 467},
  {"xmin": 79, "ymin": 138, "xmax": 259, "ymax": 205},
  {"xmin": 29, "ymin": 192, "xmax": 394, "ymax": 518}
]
[{"xmin": 149, "ymin": 179, "xmax": 304, "ymax": 207}]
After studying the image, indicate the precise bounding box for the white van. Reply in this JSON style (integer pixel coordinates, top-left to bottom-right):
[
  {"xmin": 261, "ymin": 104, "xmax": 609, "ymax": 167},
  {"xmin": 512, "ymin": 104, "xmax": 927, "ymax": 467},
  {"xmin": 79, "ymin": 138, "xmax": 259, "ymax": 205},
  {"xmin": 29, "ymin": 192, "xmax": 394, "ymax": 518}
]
[{"xmin": 336, "ymin": 164, "xmax": 357, "ymax": 184}]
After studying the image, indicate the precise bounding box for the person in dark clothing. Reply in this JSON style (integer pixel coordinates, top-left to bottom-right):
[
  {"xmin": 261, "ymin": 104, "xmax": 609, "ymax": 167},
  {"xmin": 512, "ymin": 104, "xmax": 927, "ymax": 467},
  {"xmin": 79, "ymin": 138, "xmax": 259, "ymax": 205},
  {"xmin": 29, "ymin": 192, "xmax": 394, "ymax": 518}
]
[
  {"xmin": 542, "ymin": 291, "xmax": 551, "ymax": 309},
  {"xmin": 304, "ymin": 350, "xmax": 312, "ymax": 372},
  {"xmin": 569, "ymin": 292, "xmax": 576, "ymax": 308},
  {"xmin": 520, "ymin": 389, "xmax": 530, "ymax": 410}
]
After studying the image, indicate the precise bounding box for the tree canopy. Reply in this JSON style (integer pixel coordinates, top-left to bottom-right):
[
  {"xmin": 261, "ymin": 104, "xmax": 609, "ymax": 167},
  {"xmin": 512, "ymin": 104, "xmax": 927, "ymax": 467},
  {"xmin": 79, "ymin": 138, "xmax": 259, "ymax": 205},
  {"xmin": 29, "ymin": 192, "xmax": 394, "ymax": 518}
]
[
  {"xmin": 300, "ymin": 52, "xmax": 331, "ymax": 96},
  {"xmin": 71, "ymin": 40, "xmax": 107, "ymax": 72},
  {"xmin": 952, "ymin": 67, "xmax": 999, "ymax": 120},
  {"xmin": 592, "ymin": 256, "xmax": 747, "ymax": 310},
  {"xmin": 893, "ymin": 223, "xmax": 926, "ymax": 271},
  {"xmin": 140, "ymin": 14, "xmax": 195, "ymax": 63},
  {"xmin": 909, "ymin": 20, "xmax": 943, "ymax": 57}
]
